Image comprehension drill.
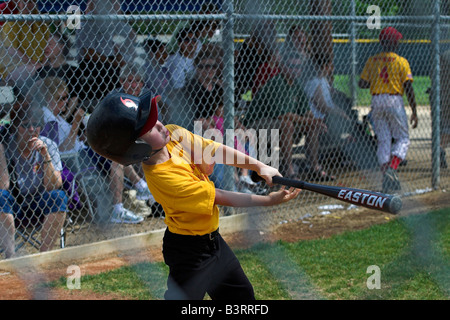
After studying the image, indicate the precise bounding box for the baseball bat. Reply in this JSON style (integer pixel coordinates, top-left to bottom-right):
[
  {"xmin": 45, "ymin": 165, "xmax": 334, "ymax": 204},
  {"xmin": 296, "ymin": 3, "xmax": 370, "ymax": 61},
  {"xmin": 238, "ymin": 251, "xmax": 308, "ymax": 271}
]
[{"xmin": 251, "ymin": 171, "xmax": 402, "ymax": 214}]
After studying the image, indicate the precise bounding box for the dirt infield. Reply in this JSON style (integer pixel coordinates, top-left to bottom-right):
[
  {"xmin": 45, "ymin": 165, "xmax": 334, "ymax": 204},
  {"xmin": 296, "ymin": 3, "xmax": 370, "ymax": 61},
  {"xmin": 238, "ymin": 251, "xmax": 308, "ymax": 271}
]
[{"xmin": 0, "ymin": 189, "xmax": 448, "ymax": 300}]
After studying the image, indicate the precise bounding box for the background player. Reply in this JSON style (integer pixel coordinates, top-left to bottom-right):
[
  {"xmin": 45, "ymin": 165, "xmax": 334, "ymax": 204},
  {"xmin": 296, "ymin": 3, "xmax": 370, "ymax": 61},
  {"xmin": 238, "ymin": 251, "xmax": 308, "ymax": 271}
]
[
  {"xmin": 358, "ymin": 26, "xmax": 418, "ymax": 193},
  {"xmin": 86, "ymin": 91, "xmax": 300, "ymax": 300}
]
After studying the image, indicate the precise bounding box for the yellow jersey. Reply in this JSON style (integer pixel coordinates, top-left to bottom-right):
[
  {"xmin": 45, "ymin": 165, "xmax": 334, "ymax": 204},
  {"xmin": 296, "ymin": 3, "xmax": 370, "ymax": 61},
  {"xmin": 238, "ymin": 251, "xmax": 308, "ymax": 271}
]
[
  {"xmin": 360, "ymin": 52, "xmax": 413, "ymax": 96},
  {"xmin": 142, "ymin": 124, "xmax": 221, "ymax": 236}
]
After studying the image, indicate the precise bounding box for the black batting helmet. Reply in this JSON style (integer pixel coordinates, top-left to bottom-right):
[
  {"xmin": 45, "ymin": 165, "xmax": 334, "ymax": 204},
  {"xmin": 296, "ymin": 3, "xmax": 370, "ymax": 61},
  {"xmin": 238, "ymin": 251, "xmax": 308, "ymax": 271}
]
[{"xmin": 86, "ymin": 90, "xmax": 160, "ymax": 165}]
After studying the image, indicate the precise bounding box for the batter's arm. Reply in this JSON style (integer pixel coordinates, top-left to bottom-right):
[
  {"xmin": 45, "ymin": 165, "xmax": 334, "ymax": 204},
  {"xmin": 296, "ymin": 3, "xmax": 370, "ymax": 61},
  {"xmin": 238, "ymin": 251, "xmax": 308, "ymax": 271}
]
[
  {"xmin": 214, "ymin": 187, "xmax": 300, "ymax": 207},
  {"xmin": 214, "ymin": 143, "xmax": 281, "ymax": 186}
]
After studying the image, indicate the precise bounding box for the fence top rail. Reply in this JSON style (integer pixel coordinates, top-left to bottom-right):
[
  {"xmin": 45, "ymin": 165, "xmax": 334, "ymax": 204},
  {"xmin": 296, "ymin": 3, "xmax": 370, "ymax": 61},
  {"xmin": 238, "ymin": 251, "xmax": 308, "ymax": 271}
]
[{"xmin": 1, "ymin": 13, "xmax": 450, "ymax": 23}]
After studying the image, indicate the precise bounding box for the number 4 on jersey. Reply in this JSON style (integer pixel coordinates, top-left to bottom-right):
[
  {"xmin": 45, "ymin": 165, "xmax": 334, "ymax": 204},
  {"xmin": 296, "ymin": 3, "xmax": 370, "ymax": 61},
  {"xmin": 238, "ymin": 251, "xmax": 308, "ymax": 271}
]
[{"xmin": 380, "ymin": 66, "xmax": 389, "ymax": 84}]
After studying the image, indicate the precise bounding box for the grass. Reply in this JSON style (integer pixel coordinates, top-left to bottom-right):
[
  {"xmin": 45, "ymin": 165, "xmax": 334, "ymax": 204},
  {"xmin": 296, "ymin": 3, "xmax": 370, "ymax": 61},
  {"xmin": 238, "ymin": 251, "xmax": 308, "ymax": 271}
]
[
  {"xmin": 65, "ymin": 262, "xmax": 169, "ymax": 300},
  {"xmin": 49, "ymin": 209, "xmax": 449, "ymax": 300},
  {"xmin": 334, "ymin": 75, "xmax": 431, "ymax": 106},
  {"xmin": 281, "ymin": 210, "xmax": 449, "ymax": 300}
]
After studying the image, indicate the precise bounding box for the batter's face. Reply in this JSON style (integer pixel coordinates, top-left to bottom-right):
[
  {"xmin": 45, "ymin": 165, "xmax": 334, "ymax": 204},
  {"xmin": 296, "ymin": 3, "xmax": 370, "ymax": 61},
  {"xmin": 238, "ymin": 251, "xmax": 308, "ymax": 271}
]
[{"xmin": 139, "ymin": 121, "xmax": 170, "ymax": 151}]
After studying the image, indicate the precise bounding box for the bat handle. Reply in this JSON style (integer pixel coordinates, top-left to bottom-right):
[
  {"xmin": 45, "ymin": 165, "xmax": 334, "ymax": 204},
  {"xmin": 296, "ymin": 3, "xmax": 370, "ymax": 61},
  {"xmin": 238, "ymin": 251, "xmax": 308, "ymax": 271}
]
[
  {"xmin": 273, "ymin": 176, "xmax": 305, "ymax": 189},
  {"xmin": 250, "ymin": 171, "xmax": 305, "ymax": 189}
]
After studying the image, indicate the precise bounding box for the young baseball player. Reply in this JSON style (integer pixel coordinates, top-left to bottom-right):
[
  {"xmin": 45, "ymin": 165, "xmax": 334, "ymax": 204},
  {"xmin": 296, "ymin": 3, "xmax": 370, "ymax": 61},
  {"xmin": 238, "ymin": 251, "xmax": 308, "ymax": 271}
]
[
  {"xmin": 359, "ymin": 27, "xmax": 418, "ymax": 193},
  {"xmin": 86, "ymin": 91, "xmax": 300, "ymax": 300}
]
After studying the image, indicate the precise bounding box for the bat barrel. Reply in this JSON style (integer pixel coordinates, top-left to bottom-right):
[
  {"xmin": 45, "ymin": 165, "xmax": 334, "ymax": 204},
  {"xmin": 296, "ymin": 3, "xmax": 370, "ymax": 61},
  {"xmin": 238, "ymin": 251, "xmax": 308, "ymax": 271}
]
[{"xmin": 251, "ymin": 172, "xmax": 401, "ymax": 214}]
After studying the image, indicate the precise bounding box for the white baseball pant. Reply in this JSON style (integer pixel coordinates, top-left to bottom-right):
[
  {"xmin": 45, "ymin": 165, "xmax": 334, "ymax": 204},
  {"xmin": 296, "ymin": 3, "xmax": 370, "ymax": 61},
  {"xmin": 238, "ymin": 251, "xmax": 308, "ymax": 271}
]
[{"xmin": 370, "ymin": 94, "xmax": 410, "ymax": 166}]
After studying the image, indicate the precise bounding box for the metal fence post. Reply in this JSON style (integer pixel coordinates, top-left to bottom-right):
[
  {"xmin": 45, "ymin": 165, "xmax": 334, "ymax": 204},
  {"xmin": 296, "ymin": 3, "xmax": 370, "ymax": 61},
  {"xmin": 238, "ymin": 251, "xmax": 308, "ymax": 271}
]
[
  {"xmin": 432, "ymin": 0, "xmax": 441, "ymax": 188},
  {"xmin": 350, "ymin": 0, "xmax": 358, "ymax": 107},
  {"xmin": 221, "ymin": 0, "xmax": 236, "ymax": 205}
]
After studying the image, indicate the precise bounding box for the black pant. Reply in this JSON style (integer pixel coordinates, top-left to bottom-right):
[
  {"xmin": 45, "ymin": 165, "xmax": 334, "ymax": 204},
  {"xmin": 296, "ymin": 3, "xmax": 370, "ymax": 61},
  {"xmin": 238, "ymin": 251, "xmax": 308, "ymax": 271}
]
[{"xmin": 162, "ymin": 228, "xmax": 255, "ymax": 300}]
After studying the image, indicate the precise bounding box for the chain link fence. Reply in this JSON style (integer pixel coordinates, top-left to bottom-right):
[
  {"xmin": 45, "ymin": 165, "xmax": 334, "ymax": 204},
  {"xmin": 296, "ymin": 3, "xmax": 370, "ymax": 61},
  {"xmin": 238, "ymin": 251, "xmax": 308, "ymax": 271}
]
[{"xmin": 0, "ymin": 0, "xmax": 449, "ymax": 259}]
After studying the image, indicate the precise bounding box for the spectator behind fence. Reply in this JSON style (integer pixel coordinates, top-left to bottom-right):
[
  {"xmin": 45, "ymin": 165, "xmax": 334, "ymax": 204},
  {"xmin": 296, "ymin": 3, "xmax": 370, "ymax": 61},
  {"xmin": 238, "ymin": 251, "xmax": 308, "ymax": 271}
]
[
  {"xmin": 303, "ymin": 54, "xmax": 367, "ymax": 169},
  {"xmin": 35, "ymin": 32, "xmax": 82, "ymax": 124},
  {"xmin": 75, "ymin": 0, "xmax": 137, "ymax": 110},
  {"xmin": 163, "ymin": 26, "xmax": 200, "ymax": 130},
  {"xmin": 0, "ymin": 97, "xmax": 67, "ymax": 259},
  {"xmin": 185, "ymin": 44, "xmax": 224, "ymax": 131},
  {"xmin": 282, "ymin": 25, "xmax": 317, "ymax": 88},
  {"xmin": 235, "ymin": 20, "xmax": 278, "ymax": 103},
  {"xmin": 358, "ymin": 27, "xmax": 418, "ymax": 194},
  {"xmin": 0, "ymin": 0, "xmax": 49, "ymax": 86},
  {"xmin": 304, "ymin": 54, "xmax": 351, "ymax": 130},
  {"xmin": 37, "ymin": 77, "xmax": 144, "ymax": 224},
  {"xmin": 244, "ymin": 50, "xmax": 334, "ymax": 181},
  {"xmin": 283, "ymin": 25, "xmax": 310, "ymax": 62},
  {"xmin": 253, "ymin": 25, "xmax": 315, "ymax": 97},
  {"xmin": 165, "ymin": 3, "xmax": 219, "ymax": 56},
  {"xmin": 184, "ymin": 44, "xmax": 257, "ymax": 192},
  {"xmin": 165, "ymin": 27, "xmax": 199, "ymax": 90},
  {"xmin": 143, "ymin": 38, "xmax": 169, "ymax": 100},
  {"xmin": 252, "ymin": 48, "xmax": 281, "ymax": 96}
]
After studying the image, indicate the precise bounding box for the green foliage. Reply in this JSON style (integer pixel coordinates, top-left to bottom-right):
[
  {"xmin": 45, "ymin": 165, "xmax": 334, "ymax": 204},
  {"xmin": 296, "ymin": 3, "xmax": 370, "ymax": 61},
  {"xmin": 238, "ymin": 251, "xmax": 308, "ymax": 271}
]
[{"xmin": 352, "ymin": 0, "xmax": 403, "ymax": 16}]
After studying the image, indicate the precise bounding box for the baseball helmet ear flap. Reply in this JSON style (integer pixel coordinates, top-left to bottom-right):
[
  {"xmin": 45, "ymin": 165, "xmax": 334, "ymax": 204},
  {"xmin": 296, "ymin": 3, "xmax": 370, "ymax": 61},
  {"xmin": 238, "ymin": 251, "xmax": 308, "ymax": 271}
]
[{"xmin": 102, "ymin": 142, "xmax": 153, "ymax": 166}]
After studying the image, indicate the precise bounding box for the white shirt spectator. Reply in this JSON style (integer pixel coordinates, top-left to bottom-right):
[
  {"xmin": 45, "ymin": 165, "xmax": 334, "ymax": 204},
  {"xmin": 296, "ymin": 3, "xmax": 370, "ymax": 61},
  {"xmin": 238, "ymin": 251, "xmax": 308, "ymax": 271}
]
[
  {"xmin": 304, "ymin": 76, "xmax": 336, "ymax": 119},
  {"xmin": 165, "ymin": 41, "xmax": 201, "ymax": 90},
  {"xmin": 165, "ymin": 52, "xmax": 195, "ymax": 90},
  {"xmin": 42, "ymin": 106, "xmax": 86, "ymax": 155}
]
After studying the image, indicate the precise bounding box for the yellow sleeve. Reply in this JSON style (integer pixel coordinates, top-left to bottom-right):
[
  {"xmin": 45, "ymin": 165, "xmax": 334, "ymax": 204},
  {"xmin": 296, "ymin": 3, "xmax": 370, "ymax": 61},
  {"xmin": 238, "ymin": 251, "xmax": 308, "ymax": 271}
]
[
  {"xmin": 401, "ymin": 58, "xmax": 414, "ymax": 83},
  {"xmin": 360, "ymin": 58, "xmax": 372, "ymax": 82}
]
